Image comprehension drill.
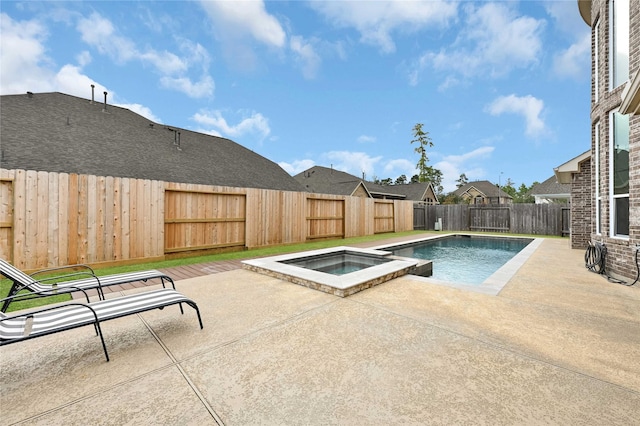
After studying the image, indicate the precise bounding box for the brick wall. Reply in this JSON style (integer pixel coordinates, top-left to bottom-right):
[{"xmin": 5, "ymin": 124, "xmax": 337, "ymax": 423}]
[
  {"xmin": 588, "ymin": 0, "xmax": 640, "ymax": 281},
  {"xmin": 588, "ymin": 0, "xmax": 640, "ymax": 279},
  {"xmin": 571, "ymin": 158, "xmax": 592, "ymax": 249}
]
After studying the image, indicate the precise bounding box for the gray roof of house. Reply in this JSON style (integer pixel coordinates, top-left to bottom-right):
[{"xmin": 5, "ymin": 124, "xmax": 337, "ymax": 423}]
[
  {"xmin": 529, "ymin": 176, "xmax": 570, "ymax": 196},
  {"xmin": 294, "ymin": 166, "xmax": 434, "ymax": 201},
  {"xmin": 0, "ymin": 92, "xmax": 304, "ymax": 192},
  {"xmin": 453, "ymin": 180, "xmax": 513, "ymax": 199},
  {"xmin": 294, "ymin": 166, "xmax": 364, "ymax": 196}
]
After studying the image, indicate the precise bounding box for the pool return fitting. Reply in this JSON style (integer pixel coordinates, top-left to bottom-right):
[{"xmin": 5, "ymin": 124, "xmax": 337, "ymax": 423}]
[{"xmin": 584, "ymin": 241, "xmax": 639, "ymax": 286}]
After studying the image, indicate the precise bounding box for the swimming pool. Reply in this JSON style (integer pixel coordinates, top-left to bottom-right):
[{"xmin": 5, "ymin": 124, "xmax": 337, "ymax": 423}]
[
  {"xmin": 376, "ymin": 234, "xmax": 542, "ymax": 294},
  {"xmin": 281, "ymin": 252, "xmax": 393, "ymax": 276},
  {"xmin": 242, "ymin": 247, "xmax": 423, "ymax": 297}
]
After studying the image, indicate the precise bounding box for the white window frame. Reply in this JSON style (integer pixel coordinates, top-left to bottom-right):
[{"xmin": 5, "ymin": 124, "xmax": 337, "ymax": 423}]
[
  {"xmin": 594, "ymin": 122, "xmax": 601, "ymax": 235},
  {"xmin": 594, "ymin": 19, "xmax": 600, "ymax": 101},
  {"xmin": 608, "ymin": 109, "xmax": 629, "ymax": 239},
  {"xmin": 609, "ymin": 0, "xmax": 629, "ymax": 90}
]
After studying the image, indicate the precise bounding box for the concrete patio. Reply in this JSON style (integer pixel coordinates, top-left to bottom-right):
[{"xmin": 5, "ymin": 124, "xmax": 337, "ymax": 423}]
[{"xmin": 1, "ymin": 237, "xmax": 639, "ymax": 425}]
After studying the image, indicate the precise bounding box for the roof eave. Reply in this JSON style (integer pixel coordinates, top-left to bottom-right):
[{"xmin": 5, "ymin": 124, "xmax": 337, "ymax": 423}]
[
  {"xmin": 554, "ymin": 150, "xmax": 591, "ymax": 184},
  {"xmin": 620, "ymin": 71, "xmax": 640, "ymax": 116},
  {"xmin": 578, "ymin": 0, "xmax": 591, "ymax": 26}
]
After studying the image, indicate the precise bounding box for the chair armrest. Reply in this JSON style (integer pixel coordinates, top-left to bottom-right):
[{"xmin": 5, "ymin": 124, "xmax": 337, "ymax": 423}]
[
  {"xmin": 30, "ymin": 264, "xmax": 96, "ymax": 278},
  {"xmin": 0, "ymin": 286, "xmax": 91, "ymax": 307}
]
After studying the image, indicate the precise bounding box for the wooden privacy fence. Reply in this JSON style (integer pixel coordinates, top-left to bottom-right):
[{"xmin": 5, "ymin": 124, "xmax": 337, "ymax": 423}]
[
  {"xmin": 0, "ymin": 169, "xmax": 414, "ymax": 269},
  {"xmin": 414, "ymin": 203, "xmax": 570, "ymax": 236}
]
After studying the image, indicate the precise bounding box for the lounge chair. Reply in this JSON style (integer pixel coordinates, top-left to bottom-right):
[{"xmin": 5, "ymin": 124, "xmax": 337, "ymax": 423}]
[
  {"xmin": 0, "ymin": 287, "xmax": 203, "ymax": 361},
  {"xmin": 0, "ymin": 259, "xmax": 176, "ymax": 312}
]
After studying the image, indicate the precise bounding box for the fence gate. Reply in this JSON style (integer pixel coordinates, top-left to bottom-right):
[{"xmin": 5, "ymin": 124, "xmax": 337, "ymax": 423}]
[
  {"xmin": 164, "ymin": 188, "xmax": 246, "ymax": 254},
  {"xmin": 374, "ymin": 201, "xmax": 395, "ymax": 233},
  {"xmin": 413, "ymin": 204, "xmax": 426, "ymax": 230},
  {"xmin": 469, "ymin": 206, "xmax": 510, "ymax": 232},
  {"xmin": 0, "ymin": 177, "xmax": 13, "ymax": 262},
  {"xmin": 306, "ymin": 197, "xmax": 345, "ymax": 240}
]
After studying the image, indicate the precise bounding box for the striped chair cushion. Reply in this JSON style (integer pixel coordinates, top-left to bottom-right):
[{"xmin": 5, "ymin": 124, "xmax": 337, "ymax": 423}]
[
  {"xmin": 0, "ymin": 259, "xmax": 171, "ymax": 293},
  {"xmin": 0, "ymin": 289, "xmax": 191, "ymax": 340}
]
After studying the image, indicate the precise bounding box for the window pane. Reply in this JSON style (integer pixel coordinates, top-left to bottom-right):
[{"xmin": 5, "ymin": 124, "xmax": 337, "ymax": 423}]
[
  {"xmin": 613, "ymin": 112, "xmax": 629, "ymax": 195},
  {"xmin": 615, "ymin": 197, "xmax": 629, "ymax": 236},
  {"xmin": 612, "ymin": 0, "xmax": 630, "ymax": 87}
]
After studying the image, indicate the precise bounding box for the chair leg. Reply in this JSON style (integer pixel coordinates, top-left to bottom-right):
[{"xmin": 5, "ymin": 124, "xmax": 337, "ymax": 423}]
[
  {"xmin": 187, "ymin": 301, "xmax": 204, "ymax": 329},
  {"xmin": 1, "ymin": 282, "xmax": 20, "ymax": 313},
  {"xmin": 94, "ymin": 321, "xmax": 110, "ymax": 362}
]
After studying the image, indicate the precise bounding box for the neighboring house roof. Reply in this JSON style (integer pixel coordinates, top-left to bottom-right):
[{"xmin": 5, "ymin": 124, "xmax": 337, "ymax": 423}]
[
  {"xmin": 0, "ymin": 92, "xmax": 305, "ymax": 192},
  {"xmin": 294, "ymin": 166, "xmax": 364, "ymax": 196},
  {"xmin": 554, "ymin": 150, "xmax": 591, "ymax": 184},
  {"xmin": 453, "ymin": 180, "xmax": 512, "ymax": 199},
  {"xmin": 529, "ymin": 176, "xmax": 570, "ymax": 199},
  {"xmin": 294, "ymin": 166, "xmax": 438, "ymax": 202}
]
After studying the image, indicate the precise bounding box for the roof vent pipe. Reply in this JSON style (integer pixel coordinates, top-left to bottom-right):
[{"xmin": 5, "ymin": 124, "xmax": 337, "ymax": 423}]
[
  {"xmin": 27, "ymin": 91, "xmax": 33, "ymax": 98},
  {"xmin": 103, "ymin": 91, "xmax": 108, "ymax": 111},
  {"xmin": 91, "ymin": 84, "xmax": 95, "ymax": 103}
]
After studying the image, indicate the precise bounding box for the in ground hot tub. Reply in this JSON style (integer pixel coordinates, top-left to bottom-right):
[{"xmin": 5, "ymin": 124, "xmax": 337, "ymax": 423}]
[{"xmin": 242, "ymin": 246, "xmax": 427, "ymax": 297}]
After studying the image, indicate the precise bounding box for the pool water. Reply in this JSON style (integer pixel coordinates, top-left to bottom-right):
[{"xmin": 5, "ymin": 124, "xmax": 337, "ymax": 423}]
[
  {"xmin": 389, "ymin": 235, "xmax": 532, "ymax": 284},
  {"xmin": 281, "ymin": 252, "xmax": 393, "ymax": 276}
]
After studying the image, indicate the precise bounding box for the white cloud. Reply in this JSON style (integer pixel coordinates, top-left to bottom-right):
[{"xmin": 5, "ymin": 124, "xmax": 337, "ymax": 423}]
[
  {"xmin": 0, "ymin": 13, "xmax": 55, "ymax": 94},
  {"xmin": 290, "ymin": 35, "xmax": 321, "ymax": 79},
  {"xmin": 139, "ymin": 50, "xmax": 188, "ymax": 75},
  {"xmin": 279, "ymin": 159, "xmax": 315, "ymax": 175},
  {"xmin": 409, "ymin": 2, "xmax": 544, "ymax": 85},
  {"xmin": 199, "ymin": 0, "xmax": 286, "ymax": 48},
  {"xmin": 382, "ymin": 159, "xmax": 416, "ymax": 179},
  {"xmin": 323, "ymin": 151, "xmax": 383, "ymax": 178},
  {"xmin": 77, "ymin": 12, "xmax": 213, "ymax": 99},
  {"xmin": 486, "ymin": 94, "xmax": 546, "ymax": 138},
  {"xmin": 435, "ymin": 146, "xmax": 495, "ymax": 192},
  {"xmin": 309, "ymin": 0, "xmax": 457, "ymax": 54},
  {"xmin": 77, "ymin": 13, "xmax": 137, "ymax": 63},
  {"xmin": 160, "ymin": 75, "xmax": 214, "ymax": 98},
  {"xmin": 192, "ymin": 109, "xmax": 271, "ymax": 142},
  {"xmin": 553, "ymin": 31, "xmax": 590, "ymax": 80},
  {"xmin": 116, "ymin": 103, "xmax": 162, "ymax": 123},
  {"xmin": 357, "ymin": 135, "xmax": 377, "ymax": 144}
]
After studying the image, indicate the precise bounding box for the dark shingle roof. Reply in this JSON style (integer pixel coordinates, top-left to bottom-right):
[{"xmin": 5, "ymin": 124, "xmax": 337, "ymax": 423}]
[
  {"xmin": 529, "ymin": 176, "xmax": 570, "ymax": 196},
  {"xmin": 294, "ymin": 165, "xmax": 436, "ymax": 201},
  {"xmin": 0, "ymin": 92, "xmax": 304, "ymax": 192},
  {"xmin": 453, "ymin": 180, "xmax": 513, "ymax": 199},
  {"xmin": 294, "ymin": 166, "xmax": 364, "ymax": 196}
]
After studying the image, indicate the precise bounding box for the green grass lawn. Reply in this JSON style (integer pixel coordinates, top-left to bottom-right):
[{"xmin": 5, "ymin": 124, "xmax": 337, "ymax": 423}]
[{"xmin": 1, "ymin": 230, "xmax": 557, "ymax": 312}]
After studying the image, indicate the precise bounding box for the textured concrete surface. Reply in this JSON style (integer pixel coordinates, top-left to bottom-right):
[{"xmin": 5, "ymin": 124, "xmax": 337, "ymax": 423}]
[{"xmin": 1, "ymin": 237, "xmax": 639, "ymax": 425}]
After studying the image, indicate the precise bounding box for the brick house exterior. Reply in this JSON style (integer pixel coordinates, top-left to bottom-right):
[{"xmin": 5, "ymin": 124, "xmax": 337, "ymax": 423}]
[
  {"xmin": 571, "ymin": 158, "xmax": 593, "ymax": 249},
  {"xmin": 579, "ymin": 0, "xmax": 639, "ymax": 280},
  {"xmin": 555, "ymin": 151, "xmax": 592, "ymax": 249}
]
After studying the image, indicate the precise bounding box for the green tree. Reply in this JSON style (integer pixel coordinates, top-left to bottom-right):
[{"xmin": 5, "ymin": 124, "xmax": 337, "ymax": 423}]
[
  {"xmin": 379, "ymin": 177, "xmax": 393, "ymax": 186},
  {"xmin": 394, "ymin": 174, "xmax": 407, "ymax": 185},
  {"xmin": 425, "ymin": 166, "xmax": 443, "ymax": 195},
  {"xmin": 440, "ymin": 192, "xmax": 468, "ymax": 204},
  {"xmin": 411, "ymin": 123, "xmax": 434, "ymax": 183},
  {"xmin": 455, "ymin": 173, "xmax": 468, "ymax": 188},
  {"xmin": 410, "ymin": 174, "xmax": 420, "ymax": 183}
]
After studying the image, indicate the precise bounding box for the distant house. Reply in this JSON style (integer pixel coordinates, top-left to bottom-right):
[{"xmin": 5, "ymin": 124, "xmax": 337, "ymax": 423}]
[
  {"xmin": 294, "ymin": 166, "xmax": 439, "ymax": 204},
  {"xmin": 529, "ymin": 176, "xmax": 571, "ymax": 204},
  {"xmin": 453, "ymin": 180, "xmax": 513, "ymax": 205},
  {"xmin": 0, "ymin": 91, "xmax": 304, "ymax": 192}
]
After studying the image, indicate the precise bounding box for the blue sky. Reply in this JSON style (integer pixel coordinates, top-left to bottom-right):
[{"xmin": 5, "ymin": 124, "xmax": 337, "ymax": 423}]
[{"xmin": 0, "ymin": 1, "xmax": 591, "ymax": 193}]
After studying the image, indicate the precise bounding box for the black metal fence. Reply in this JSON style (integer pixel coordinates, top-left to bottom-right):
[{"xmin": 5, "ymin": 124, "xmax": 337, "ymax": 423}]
[{"xmin": 414, "ymin": 203, "xmax": 570, "ymax": 236}]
